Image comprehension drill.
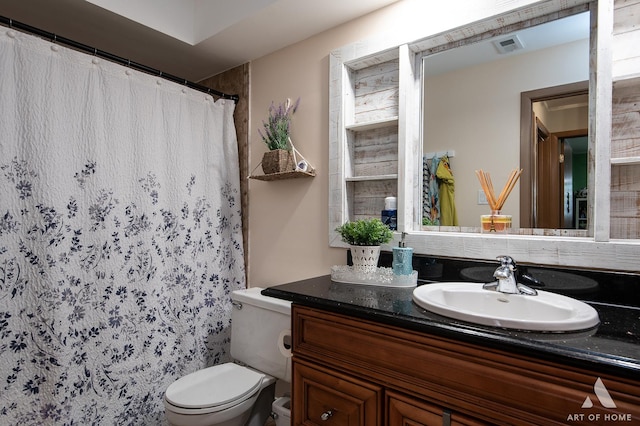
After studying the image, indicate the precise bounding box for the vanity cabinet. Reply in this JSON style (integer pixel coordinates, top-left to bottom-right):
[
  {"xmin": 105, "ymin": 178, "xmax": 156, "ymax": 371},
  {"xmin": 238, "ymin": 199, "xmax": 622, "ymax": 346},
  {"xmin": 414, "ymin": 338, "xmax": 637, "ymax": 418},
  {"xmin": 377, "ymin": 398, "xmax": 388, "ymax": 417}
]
[{"xmin": 291, "ymin": 305, "xmax": 640, "ymax": 425}]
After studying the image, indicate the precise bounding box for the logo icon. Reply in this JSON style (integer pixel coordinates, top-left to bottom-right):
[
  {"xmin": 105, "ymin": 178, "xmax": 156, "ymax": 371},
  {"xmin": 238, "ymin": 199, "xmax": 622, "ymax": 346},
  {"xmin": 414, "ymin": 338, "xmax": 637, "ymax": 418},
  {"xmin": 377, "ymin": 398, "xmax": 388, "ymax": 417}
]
[{"xmin": 581, "ymin": 378, "xmax": 617, "ymax": 409}]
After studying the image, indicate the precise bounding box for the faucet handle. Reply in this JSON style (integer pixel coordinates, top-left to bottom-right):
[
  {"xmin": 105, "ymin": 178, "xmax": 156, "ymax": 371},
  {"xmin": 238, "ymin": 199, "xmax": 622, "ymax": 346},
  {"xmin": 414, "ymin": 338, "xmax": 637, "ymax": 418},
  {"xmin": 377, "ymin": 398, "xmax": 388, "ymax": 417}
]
[{"xmin": 496, "ymin": 255, "xmax": 516, "ymax": 271}]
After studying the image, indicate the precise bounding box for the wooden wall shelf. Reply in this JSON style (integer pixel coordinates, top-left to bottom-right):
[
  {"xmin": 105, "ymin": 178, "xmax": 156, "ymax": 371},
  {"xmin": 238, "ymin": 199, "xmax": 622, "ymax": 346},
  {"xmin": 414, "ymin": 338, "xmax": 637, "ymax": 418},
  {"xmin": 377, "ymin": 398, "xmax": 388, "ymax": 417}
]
[{"xmin": 249, "ymin": 170, "xmax": 316, "ymax": 181}]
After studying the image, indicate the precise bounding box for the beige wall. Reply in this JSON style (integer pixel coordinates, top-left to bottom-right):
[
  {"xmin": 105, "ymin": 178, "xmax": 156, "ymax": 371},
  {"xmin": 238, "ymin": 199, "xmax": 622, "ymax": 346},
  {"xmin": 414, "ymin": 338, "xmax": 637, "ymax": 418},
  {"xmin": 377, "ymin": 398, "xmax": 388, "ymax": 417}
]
[{"xmin": 247, "ymin": 2, "xmax": 424, "ymax": 287}]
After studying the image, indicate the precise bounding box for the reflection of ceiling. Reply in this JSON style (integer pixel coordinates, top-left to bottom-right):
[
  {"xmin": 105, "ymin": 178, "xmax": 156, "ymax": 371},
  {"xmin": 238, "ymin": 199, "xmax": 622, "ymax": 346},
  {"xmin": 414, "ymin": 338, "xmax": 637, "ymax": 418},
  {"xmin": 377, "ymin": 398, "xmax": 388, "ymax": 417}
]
[
  {"xmin": 543, "ymin": 95, "xmax": 589, "ymax": 112},
  {"xmin": 0, "ymin": 0, "xmax": 399, "ymax": 80},
  {"xmin": 425, "ymin": 11, "xmax": 590, "ymax": 76}
]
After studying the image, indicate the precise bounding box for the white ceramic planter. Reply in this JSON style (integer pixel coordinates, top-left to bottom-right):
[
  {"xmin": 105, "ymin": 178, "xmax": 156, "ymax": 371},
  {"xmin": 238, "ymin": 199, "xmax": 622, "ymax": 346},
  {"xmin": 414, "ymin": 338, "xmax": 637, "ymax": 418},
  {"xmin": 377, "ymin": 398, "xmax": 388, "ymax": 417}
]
[{"xmin": 350, "ymin": 245, "xmax": 381, "ymax": 274}]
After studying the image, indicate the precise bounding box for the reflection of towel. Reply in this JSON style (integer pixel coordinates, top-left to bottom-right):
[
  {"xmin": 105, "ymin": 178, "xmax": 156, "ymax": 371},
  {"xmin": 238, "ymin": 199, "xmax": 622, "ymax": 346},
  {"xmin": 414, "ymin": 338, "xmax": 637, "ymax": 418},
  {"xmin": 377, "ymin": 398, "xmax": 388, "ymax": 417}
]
[
  {"xmin": 423, "ymin": 155, "xmax": 440, "ymax": 225},
  {"xmin": 436, "ymin": 156, "xmax": 458, "ymax": 226}
]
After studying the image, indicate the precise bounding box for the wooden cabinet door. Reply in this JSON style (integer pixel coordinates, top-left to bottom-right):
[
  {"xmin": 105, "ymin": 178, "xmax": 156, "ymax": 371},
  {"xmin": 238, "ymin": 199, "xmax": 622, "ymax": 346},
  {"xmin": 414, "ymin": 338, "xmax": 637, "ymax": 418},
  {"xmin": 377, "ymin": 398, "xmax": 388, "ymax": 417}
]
[
  {"xmin": 293, "ymin": 359, "xmax": 382, "ymax": 426},
  {"xmin": 387, "ymin": 390, "xmax": 490, "ymax": 426}
]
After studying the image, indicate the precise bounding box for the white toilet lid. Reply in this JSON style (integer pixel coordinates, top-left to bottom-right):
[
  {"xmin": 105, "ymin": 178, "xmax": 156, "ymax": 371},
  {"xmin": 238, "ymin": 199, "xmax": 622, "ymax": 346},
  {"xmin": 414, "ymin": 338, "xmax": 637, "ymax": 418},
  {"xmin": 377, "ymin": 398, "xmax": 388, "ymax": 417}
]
[{"xmin": 165, "ymin": 363, "xmax": 264, "ymax": 410}]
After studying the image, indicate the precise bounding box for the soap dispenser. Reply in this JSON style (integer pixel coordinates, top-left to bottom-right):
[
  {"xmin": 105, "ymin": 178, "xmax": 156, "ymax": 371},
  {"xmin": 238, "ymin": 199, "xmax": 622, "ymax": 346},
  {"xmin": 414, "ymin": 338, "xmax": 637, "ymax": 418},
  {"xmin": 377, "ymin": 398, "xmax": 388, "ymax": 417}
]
[{"xmin": 392, "ymin": 232, "xmax": 413, "ymax": 275}]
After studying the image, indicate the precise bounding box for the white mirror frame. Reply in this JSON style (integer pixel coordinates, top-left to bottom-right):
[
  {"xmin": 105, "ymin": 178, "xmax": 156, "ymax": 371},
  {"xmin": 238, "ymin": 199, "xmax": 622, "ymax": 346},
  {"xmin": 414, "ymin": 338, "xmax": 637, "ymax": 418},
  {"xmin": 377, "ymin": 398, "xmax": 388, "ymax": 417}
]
[{"xmin": 329, "ymin": 0, "xmax": 640, "ymax": 272}]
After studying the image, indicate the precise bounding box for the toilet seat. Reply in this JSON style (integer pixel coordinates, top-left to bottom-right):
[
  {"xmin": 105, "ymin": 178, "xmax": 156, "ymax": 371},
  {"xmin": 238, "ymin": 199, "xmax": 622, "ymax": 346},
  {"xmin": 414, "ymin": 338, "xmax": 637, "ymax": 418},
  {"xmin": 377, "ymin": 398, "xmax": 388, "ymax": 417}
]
[{"xmin": 164, "ymin": 363, "xmax": 265, "ymax": 414}]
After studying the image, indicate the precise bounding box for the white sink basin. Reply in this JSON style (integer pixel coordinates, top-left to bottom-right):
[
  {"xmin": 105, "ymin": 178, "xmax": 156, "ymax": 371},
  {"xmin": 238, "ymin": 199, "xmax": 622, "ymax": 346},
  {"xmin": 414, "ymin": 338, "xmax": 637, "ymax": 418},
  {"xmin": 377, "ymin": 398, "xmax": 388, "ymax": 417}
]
[{"xmin": 412, "ymin": 282, "xmax": 600, "ymax": 332}]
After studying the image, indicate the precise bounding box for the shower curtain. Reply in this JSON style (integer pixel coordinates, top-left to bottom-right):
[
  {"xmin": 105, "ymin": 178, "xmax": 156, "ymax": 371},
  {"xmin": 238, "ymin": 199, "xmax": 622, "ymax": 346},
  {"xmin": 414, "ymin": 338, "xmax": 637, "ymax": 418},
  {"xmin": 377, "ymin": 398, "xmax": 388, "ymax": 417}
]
[{"xmin": 0, "ymin": 27, "xmax": 245, "ymax": 425}]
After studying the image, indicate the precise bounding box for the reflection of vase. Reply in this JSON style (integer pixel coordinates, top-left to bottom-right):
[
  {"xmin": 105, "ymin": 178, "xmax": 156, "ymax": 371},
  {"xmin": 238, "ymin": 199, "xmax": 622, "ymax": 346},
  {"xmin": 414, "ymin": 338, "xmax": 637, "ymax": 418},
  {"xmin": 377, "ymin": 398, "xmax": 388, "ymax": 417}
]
[
  {"xmin": 480, "ymin": 210, "xmax": 512, "ymax": 233},
  {"xmin": 262, "ymin": 149, "xmax": 295, "ymax": 174},
  {"xmin": 350, "ymin": 245, "xmax": 380, "ymax": 274}
]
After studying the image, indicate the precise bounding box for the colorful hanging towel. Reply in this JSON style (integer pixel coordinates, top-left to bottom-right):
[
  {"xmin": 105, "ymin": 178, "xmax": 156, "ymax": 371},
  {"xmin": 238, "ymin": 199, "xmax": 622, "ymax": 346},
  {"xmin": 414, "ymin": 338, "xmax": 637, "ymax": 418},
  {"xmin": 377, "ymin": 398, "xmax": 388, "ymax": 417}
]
[
  {"xmin": 423, "ymin": 155, "xmax": 441, "ymax": 225},
  {"xmin": 436, "ymin": 155, "xmax": 458, "ymax": 226}
]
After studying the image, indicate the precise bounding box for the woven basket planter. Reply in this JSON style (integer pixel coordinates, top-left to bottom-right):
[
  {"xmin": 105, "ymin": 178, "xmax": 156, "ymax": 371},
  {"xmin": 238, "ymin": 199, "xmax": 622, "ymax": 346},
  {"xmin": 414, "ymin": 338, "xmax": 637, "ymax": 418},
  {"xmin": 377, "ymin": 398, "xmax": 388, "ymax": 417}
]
[{"xmin": 262, "ymin": 149, "xmax": 295, "ymax": 174}]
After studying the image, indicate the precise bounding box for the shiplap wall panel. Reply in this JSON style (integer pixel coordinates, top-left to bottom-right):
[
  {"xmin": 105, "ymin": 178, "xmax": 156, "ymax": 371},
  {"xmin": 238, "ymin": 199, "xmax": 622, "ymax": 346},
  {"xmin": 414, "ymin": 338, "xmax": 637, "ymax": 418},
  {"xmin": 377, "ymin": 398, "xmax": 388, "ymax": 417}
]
[
  {"xmin": 612, "ymin": 163, "xmax": 640, "ymax": 191},
  {"xmin": 346, "ymin": 59, "xmax": 400, "ymax": 219},
  {"xmin": 610, "ymin": 77, "xmax": 640, "ymax": 158},
  {"xmin": 611, "ymin": 191, "xmax": 640, "ymax": 217},
  {"xmin": 353, "ymin": 60, "xmax": 399, "ymax": 124},
  {"xmin": 613, "ymin": 0, "xmax": 640, "ymax": 79},
  {"xmin": 352, "ymin": 180, "xmax": 397, "ymax": 220},
  {"xmin": 611, "ymin": 164, "xmax": 640, "ymax": 238},
  {"xmin": 353, "ymin": 127, "xmax": 398, "ymax": 176},
  {"xmin": 611, "ymin": 0, "xmax": 640, "ymax": 239}
]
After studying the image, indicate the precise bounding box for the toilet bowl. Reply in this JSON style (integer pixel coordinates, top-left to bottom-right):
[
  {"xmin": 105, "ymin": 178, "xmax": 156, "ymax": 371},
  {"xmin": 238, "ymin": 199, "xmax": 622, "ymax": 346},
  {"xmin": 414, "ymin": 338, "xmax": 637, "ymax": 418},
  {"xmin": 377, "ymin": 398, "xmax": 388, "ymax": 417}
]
[{"xmin": 164, "ymin": 288, "xmax": 291, "ymax": 426}]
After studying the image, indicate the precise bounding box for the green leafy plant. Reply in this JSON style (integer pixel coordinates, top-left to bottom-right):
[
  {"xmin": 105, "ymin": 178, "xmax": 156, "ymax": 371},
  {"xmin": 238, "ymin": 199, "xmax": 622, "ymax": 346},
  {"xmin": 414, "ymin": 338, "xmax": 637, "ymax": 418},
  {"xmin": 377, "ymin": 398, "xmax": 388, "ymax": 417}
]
[
  {"xmin": 258, "ymin": 97, "xmax": 300, "ymax": 150},
  {"xmin": 335, "ymin": 218, "xmax": 393, "ymax": 246},
  {"xmin": 422, "ymin": 216, "xmax": 438, "ymax": 226}
]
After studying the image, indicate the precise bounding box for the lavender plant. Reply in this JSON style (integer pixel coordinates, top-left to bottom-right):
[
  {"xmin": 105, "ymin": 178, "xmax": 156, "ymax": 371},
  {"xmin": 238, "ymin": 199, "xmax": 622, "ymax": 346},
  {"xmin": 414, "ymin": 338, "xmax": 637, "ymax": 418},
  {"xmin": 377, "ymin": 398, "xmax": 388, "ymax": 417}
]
[{"xmin": 258, "ymin": 97, "xmax": 300, "ymax": 150}]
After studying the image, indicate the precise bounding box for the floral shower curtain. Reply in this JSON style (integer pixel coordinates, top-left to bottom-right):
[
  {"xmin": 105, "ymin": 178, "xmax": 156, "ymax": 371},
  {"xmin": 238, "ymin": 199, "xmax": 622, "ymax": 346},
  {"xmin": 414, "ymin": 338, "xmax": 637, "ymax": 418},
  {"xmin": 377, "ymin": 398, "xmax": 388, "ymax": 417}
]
[{"xmin": 0, "ymin": 27, "xmax": 245, "ymax": 425}]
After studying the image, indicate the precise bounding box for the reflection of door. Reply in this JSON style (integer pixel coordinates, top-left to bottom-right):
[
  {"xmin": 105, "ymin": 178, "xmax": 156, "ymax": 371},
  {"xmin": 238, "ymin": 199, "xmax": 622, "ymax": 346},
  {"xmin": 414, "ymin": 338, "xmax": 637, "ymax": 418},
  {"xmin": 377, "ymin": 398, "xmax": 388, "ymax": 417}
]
[
  {"xmin": 536, "ymin": 124, "xmax": 562, "ymax": 229},
  {"xmin": 520, "ymin": 81, "xmax": 588, "ymax": 228}
]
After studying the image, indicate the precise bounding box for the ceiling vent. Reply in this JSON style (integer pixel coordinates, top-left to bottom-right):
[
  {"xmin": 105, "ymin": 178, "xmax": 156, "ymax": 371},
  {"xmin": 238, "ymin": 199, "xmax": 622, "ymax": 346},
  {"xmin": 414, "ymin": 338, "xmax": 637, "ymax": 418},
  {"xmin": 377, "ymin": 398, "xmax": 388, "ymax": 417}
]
[{"xmin": 493, "ymin": 35, "xmax": 525, "ymax": 54}]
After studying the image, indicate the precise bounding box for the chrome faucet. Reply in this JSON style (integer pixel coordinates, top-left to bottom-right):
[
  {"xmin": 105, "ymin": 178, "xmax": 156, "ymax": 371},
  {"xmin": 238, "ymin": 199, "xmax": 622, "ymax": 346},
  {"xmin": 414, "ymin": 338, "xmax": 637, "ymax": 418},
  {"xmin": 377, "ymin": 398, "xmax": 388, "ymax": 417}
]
[{"xmin": 483, "ymin": 255, "xmax": 538, "ymax": 296}]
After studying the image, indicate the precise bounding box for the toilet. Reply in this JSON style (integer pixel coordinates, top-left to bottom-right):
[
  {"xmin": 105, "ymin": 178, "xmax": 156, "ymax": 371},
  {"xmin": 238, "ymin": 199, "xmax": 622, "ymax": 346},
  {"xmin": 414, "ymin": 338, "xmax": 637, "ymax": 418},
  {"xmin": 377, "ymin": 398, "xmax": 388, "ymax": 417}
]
[{"xmin": 164, "ymin": 287, "xmax": 292, "ymax": 426}]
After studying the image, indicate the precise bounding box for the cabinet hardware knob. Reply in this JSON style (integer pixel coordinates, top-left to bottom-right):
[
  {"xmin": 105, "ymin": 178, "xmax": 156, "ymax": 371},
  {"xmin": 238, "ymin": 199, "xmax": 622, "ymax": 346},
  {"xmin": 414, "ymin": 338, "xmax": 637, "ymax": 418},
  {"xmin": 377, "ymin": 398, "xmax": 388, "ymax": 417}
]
[{"xmin": 321, "ymin": 410, "xmax": 334, "ymax": 421}]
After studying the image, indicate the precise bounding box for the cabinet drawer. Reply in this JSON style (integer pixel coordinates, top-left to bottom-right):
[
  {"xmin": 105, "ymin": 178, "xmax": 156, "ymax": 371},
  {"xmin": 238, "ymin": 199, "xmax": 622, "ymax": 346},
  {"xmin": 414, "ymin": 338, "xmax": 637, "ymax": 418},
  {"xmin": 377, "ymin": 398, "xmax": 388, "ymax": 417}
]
[
  {"xmin": 293, "ymin": 359, "xmax": 382, "ymax": 426},
  {"xmin": 387, "ymin": 390, "xmax": 490, "ymax": 426}
]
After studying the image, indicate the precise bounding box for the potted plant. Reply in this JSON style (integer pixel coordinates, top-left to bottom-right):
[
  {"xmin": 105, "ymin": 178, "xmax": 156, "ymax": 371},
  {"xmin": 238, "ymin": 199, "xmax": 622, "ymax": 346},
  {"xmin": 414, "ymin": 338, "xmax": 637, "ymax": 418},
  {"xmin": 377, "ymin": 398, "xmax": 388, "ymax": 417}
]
[
  {"xmin": 335, "ymin": 218, "xmax": 393, "ymax": 273},
  {"xmin": 259, "ymin": 97, "xmax": 300, "ymax": 174}
]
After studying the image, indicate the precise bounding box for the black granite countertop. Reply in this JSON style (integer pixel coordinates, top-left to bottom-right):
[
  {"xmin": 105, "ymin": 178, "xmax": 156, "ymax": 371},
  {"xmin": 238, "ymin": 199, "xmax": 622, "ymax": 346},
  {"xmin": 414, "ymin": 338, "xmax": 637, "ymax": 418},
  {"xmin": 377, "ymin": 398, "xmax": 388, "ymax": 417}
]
[{"xmin": 263, "ymin": 274, "xmax": 640, "ymax": 380}]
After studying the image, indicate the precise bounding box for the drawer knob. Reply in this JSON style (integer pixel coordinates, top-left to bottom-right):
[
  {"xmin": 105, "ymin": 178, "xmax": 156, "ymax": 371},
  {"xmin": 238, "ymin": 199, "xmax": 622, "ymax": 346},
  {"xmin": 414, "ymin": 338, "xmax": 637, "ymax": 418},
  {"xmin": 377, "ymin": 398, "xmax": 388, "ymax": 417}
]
[{"xmin": 321, "ymin": 410, "xmax": 334, "ymax": 421}]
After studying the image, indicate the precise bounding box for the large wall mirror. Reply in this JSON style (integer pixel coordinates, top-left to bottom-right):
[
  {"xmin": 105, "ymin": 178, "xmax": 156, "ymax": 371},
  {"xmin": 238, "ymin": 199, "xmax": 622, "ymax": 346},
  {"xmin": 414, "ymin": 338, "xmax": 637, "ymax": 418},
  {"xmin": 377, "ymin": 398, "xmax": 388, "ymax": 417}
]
[
  {"xmin": 421, "ymin": 11, "xmax": 591, "ymax": 234},
  {"xmin": 330, "ymin": 0, "xmax": 638, "ymax": 271}
]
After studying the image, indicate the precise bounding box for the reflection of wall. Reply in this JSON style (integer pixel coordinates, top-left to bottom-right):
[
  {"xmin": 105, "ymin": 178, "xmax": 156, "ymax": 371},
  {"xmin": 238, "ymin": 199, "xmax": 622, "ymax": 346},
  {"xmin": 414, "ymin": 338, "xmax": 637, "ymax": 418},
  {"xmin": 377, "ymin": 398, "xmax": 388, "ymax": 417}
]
[
  {"xmin": 573, "ymin": 152, "xmax": 587, "ymax": 192},
  {"xmin": 424, "ymin": 39, "xmax": 588, "ymax": 228}
]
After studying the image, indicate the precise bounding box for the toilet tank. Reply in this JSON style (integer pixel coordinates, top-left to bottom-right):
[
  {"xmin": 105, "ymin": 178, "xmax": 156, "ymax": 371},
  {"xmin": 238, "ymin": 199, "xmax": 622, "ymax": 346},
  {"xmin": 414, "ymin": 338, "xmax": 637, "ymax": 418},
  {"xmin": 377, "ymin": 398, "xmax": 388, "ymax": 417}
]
[{"xmin": 230, "ymin": 288, "xmax": 292, "ymax": 382}]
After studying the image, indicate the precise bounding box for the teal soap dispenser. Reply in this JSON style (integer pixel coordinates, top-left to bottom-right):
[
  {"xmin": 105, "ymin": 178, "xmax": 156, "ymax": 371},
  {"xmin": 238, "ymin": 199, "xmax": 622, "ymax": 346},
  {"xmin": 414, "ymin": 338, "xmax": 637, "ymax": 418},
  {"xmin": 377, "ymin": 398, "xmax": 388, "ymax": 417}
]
[{"xmin": 392, "ymin": 232, "xmax": 413, "ymax": 275}]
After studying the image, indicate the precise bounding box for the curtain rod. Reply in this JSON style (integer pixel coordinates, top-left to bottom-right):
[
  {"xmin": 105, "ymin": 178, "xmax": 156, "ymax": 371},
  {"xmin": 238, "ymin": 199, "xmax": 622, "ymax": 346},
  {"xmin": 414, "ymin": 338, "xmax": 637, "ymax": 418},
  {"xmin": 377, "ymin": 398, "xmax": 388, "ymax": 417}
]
[{"xmin": 0, "ymin": 15, "xmax": 239, "ymax": 103}]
